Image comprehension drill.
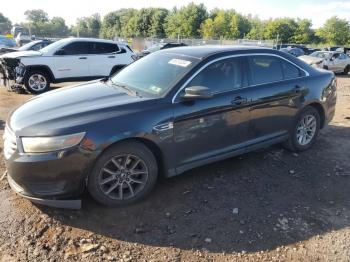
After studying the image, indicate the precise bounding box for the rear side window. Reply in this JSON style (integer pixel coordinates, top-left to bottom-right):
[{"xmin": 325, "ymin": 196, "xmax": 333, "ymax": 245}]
[
  {"xmin": 249, "ymin": 55, "xmax": 304, "ymax": 84},
  {"xmin": 282, "ymin": 60, "xmax": 303, "ymax": 79},
  {"xmin": 60, "ymin": 42, "xmax": 90, "ymax": 55},
  {"xmin": 249, "ymin": 56, "xmax": 283, "ymax": 85},
  {"xmin": 90, "ymin": 42, "xmax": 119, "ymax": 54},
  {"xmin": 187, "ymin": 57, "xmax": 246, "ymax": 93}
]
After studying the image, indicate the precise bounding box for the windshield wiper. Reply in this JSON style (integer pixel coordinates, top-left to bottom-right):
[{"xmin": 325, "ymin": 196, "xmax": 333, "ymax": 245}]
[{"xmin": 110, "ymin": 81, "xmax": 140, "ymax": 97}]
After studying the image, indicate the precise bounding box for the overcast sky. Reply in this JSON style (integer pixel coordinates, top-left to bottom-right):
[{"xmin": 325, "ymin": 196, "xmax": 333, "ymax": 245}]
[{"xmin": 2, "ymin": 0, "xmax": 350, "ymax": 28}]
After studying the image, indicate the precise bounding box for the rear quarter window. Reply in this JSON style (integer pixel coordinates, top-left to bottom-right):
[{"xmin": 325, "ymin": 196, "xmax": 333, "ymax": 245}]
[
  {"xmin": 248, "ymin": 56, "xmax": 283, "ymax": 85},
  {"xmin": 249, "ymin": 55, "xmax": 304, "ymax": 84}
]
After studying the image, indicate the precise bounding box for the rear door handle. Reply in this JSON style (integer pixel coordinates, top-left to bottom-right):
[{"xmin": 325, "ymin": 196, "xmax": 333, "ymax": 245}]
[
  {"xmin": 108, "ymin": 56, "xmax": 115, "ymax": 58},
  {"xmin": 231, "ymin": 96, "xmax": 247, "ymax": 105},
  {"xmin": 79, "ymin": 57, "xmax": 87, "ymax": 59}
]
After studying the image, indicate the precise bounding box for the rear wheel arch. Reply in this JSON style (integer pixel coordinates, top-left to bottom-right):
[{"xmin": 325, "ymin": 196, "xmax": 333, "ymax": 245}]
[{"xmin": 306, "ymin": 102, "xmax": 325, "ymax": 129}]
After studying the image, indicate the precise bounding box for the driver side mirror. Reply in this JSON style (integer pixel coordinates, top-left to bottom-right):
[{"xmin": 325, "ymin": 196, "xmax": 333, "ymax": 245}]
[
  {"xmin": 181, "ymin": 86, "xmax": 213, "ymax": 100},
  {"xmin": 55, "ymin": 49, "xmax": 66, "ymax": 56}
]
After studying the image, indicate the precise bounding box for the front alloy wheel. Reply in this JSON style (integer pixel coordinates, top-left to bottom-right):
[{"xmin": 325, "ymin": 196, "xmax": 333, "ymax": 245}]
[
  {"xmin": 98, "ymin": 154, "xmax": 149, "ymax": 200},
  {"xmin": 88, "ymin": 141, "xmax": 158, "ymax": 206},
  {"xmin": 24, "ymin": 70, "xmax": 51, "ymax": 94}
]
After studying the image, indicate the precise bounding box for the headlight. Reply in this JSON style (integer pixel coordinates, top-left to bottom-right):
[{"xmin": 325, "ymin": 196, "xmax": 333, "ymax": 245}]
[{"xmin": 21, "ymin": 132, "xmax": 85, "ymax": 153}]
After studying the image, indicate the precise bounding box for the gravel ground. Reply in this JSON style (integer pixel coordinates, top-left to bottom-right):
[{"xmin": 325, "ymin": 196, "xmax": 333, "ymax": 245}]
[{"xmin": 0, "ymin": 77, "xmax": 350, "ymax": 262}]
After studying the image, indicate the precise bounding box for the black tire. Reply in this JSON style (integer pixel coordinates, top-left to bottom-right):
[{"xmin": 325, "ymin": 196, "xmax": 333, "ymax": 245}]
[
  {"xmin": 88, "ymin": 141, "xmax": 158, "ymax": 206},
  {"xmin": 23, "ymin": 70, "xmax": 51, "ymax": 94},
  {"xmin": 343, "ymin": 65, "xmax": 350, "ymax": 75},
  {"xmin": 283, "ymin": 106, "xmax": 321, "ymax": 152}
]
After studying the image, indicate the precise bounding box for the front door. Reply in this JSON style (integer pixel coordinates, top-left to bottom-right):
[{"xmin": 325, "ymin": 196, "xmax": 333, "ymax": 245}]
[
  {"xmin": 172, "ymin": 57, "xmax": 251, "ymax": 170},
  {"xmin": 53, "ymin": 41, "xmax": 90, "ymax": 79}
]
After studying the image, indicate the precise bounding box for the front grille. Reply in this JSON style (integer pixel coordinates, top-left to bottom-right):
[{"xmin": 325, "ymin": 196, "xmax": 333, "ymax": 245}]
[{"xmin": 3, "ymin": 125, "xmax": 17, "ymax": 159}]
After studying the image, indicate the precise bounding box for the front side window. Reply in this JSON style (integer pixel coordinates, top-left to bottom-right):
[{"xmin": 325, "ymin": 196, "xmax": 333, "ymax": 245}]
[
  {"xmin": 187, "ymin": 57, "xmax": 245, "ymax": 93},
  {"xmin": 59, "ymin": 42, "xmax": 90, "ymax": 55}
]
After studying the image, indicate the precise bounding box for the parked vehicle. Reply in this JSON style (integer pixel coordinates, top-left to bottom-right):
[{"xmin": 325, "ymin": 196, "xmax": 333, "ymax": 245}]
[
  {"xmin": 4, "ymin": 46, "xmax": 337, "ymax": 208},
  {"xmin": 280, "ymin": 47, "xmax": 305, "ymax": 57},
  {"xmin": 137, "ymin": 42, "xmax": 187, "ymax": 58},
  {"xmin": 299, "ymin": 51, "xmax": 350, "ymax": 74},
  {"xmin": 0, "ymin": 38, "xmax": 136, "ymax": 94},
  {"xmin": 16, "ymin": 33, "xmax": 32, "ymax": 46},
  {"xmin": 0, "ymin": 35, "xmax": 16, "ymax": 48},
  {"xmin": 0, "ymin": 39, "xmax": 54, "ymax": 55}
]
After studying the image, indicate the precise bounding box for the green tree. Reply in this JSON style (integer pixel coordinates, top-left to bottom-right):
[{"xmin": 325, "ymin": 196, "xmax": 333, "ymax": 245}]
[
  {"xmin": 149, "ymin": 8, "xmax": 169, "ymax": 38},
  {"xmin": 100, "ymin": 9, "xmax": 137, "ymax": 38},
  {"xmin": 71, "ymin": 13, "xmax": 101, "ymax": 37},
  {"xmin": 317, "ymin": 16, "xmax": 350, "ymax": 45},
  {"xmin": 0, "ymin": 13, "xmax": 12, "ymax": 34},
  {"xmin": 24, "ymin": 9, "xmax": 49, "ymax": 24},
  {"xmin": 165, "ymin": 3, "xmax": 207, "ymax": 38},
  {"xmin": 291, "ymin": 19, "xmax": 314, "ymax": 44},
  {"xmin": 264, "ymin": 18, "xmax": 298, "ymax": 43},
  {"xmin": 246, "ymin": 16, "xmax": 265, "ymax": 40},
  {"xmin": 200, "ymin": 9, "xmax": 251, "ymax": 39},
  {"xmin": 48, "ymin": 17, "xmax": 69, "ymax": 37}
]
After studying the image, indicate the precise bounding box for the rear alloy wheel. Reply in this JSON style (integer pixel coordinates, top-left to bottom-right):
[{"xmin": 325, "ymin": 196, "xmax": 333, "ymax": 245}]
[
  {"xmin": 24, "ymin": 70, "xmax": 50, "ymax": 94},
  {"xmin": 284, "ymin": 106, "xmax": 320, "ymax": 152},
  {"xmin": 88, "ymin": 141, "xmax": 158, "ymax": 206}
]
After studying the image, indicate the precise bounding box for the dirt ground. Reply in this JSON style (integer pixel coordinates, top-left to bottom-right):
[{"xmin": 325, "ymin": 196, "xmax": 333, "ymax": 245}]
[{"xmin": 0, "ymin": 77, "xmax": 350, "ymax": 262}]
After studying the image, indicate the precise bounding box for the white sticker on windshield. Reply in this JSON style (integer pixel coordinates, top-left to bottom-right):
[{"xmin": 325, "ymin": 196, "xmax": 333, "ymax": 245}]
[{"xmin": 168, "ymin": 59, "xmax": 192, "ymax": 67}]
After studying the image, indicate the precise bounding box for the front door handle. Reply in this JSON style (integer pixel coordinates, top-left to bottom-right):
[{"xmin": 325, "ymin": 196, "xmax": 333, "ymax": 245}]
[
  {"xmin": 79, "ymin": 57, "xmax": 87, "ymax": 59},
  {"xmin": 231, "ymin": 96, "xmax": 247, "ymax": 105},
  {"xmin": 108, "ymin": 56, "xmax": 115, "ymax": 58}
]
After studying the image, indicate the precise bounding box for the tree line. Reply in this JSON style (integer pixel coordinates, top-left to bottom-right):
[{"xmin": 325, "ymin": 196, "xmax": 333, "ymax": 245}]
[{"xmin": 1, "ymin": 2, "xmax": 350, "ymax": 45}]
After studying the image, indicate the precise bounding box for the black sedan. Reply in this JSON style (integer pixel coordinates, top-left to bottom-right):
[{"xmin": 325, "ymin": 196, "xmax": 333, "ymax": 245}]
[{"xmin": 4, "ymin": 46, "xmax": 337, "ymax": 208}]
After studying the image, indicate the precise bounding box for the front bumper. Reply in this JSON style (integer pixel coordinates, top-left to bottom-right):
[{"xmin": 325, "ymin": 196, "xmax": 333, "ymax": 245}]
[
  {"xmin": 5, "ymin": 145, "xmax": 94, "ymax": 209},
  {"xmin": 7, "ymin": 174, "xmax": 81, "ymax": 209}
]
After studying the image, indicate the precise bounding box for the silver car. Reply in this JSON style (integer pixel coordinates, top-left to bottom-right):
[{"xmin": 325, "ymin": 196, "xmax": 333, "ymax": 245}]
[{"xmin": 299, "ymin": 51, "xmax": 350, "ymax": 74}]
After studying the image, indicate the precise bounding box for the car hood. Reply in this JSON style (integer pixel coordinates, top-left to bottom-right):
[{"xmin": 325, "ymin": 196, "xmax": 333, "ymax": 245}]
[
  {"xmin": 9, "ymin": 80, "xmax": 152, "ymax": 136},
  {"xmin": 299, "ymin": 55, "xmax": 324, "ymax": 65},
  {"xmin": 0, "ymin": 50, "xmax": 42, "ymax": 59}
]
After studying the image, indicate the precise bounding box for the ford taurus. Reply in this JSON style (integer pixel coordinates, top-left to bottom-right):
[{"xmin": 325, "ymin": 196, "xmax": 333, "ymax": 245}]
[{"xmin": 3, "ymin": 46, "xmax": 337, "ymax": 208}]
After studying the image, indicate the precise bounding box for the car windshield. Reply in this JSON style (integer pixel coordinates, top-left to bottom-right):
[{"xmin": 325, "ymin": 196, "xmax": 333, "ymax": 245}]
[
  {"xmin": 18, "ymin": 41, "xmax": 37, "ymax": 51},
  {"xmin": 310, "ymin": 52, "xmax": 331, "ymax": 59},
  {"xmin": 110, "ymin": 52, "xmax": 200, "ymax": 97},
  {"xmin": 40, "ymin": 39, "xmax": 68, "ymax": 54}
]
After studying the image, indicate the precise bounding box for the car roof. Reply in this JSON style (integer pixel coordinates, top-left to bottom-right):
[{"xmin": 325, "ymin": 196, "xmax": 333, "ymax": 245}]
[
  {"xmin": 58, "ymin": 37, "xmax": 125, "ymax": 45},
  {"xmin": 162, "ymin": 45, "xmax": 275, "ymax": 60}
]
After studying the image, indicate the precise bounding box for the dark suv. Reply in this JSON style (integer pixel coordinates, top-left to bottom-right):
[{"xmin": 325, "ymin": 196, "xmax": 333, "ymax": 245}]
[{"xmin": 4, "ymin": 46, "xmax": 337, "ymax": 208}]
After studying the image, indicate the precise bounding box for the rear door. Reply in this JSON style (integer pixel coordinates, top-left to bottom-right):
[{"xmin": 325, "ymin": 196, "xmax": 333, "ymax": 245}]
[
  {"xmin": 53, "ymin": 41, "xmax": 90, "ymax": 79},
  {"xmin": 246, "ymin": 55, "xmax": 307, "ymax": 142},
  {"xmin": 88, "ymin": 42, "xmax": 120, "ymax": 77},
  {"xmin": 172, "ymin": 57, "xmax": 251, "ymax": 169}
]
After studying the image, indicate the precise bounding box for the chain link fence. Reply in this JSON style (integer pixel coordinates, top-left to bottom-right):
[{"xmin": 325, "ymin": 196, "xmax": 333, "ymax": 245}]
[{"xmin": 127, "ymin": 37, "xmax": 275, "ymax": 51}]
